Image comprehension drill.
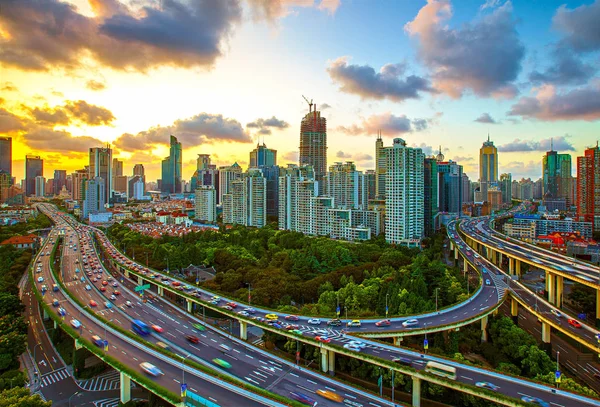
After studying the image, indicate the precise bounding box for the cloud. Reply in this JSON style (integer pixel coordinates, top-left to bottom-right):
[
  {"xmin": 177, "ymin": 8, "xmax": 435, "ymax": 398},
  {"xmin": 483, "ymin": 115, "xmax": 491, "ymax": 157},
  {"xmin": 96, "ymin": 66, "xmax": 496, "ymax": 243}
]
[
  {"xmin": 2, "ymin": 82, "xmax": 18, "ymax": 92},
  {"xmin": 336, "ymin": 151, "xmax": 352, "ymax": 159},
  {"xmin": 337, "ymin": 112, "xmax": 430, "ymax": 136},
  {"xmin": 0, "ymin": 108, "xmax": 26, "ymax": 132},
  {"xmin": 28, "ymin": 106, "xmax": 70, "ymax": 125},
  {"xmin": 319, "ymin": 103, "xmax": 332, "ymax": 110},
  {"xmin": 246, "ymin": 116, "xmax": 289, "ymax": 135},
  {"xmin": 0, "ymin": 0, "xmax": 242, "ymax": 72},
  {"xmin": 281, "ymin": 151, "xmax": 298, "ymax": 162},
  {"xmin": 497, "ymin": 135, "xmax": 575, "ymax": 152},
  {"xmin": 412, "ymin": 143, "xmax": 434, "ymax": 156},
  {"xmin": 327, "ymin": 57, "xmax": 433, "ymax": 102},
  {"xmin": 553, "ymin": 0, "xmax": 600, "ymax": 52},
  {"xmin": 114, "ymin": 112, "xmax": 251, "ymax": 151},
  {"xmin": 529, "ymin": 48, "xmax": 596, "ymax": 86},
  {"xmin": 354, "ymin": 153, "xmax": 373, "ymax": 161},
  {"xmin": 480, "ymin": 0, "xmax": 502, "ymax": 10},
  {"xmin": 86, "ymin": 80, "xmax": 107, "ymax": 91},
  {"xmin": 508, "ymin": 85, "xmax": 600, "ymax": 121},
  {"xmin": 247, "ymin": 0, "xmax": 341, "ymax": 21},
  {"xmin": 405, "ymin": 0, "xmax": 524, "ymax": 98},
  {"xmin": 452, "ymin": 155, "xmax": 474, "ymax": 162},
  {"xmin": 23, "ymin": 128, "xmax": 104, "ymax": 153},
  {"xmin": 474, "ymin": 113, "xmax": 498, "ymax": 124},
  {"xmin": 501, "ymin": 160, "xmax": 541, "ymax": 179},
  {"xmin": 62, "ymin": 100, "xmax": 115, "ymax": 126}
]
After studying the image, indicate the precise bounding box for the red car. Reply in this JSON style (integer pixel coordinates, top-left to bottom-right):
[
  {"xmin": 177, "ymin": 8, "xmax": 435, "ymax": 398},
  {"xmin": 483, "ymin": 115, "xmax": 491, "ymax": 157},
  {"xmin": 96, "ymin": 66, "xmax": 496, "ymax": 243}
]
[
  {"xmin": 315, "ymin": 336, "xmax": 331, "ymax": 343},
  {"xmin": 376, "ymin": 319, "xmax": 391, "ymax": 327},
  {"xmin": 285, "ymin": 324, "xmax": 299, "ymax": 330},
  {"xmin": 568, "ymin": 319, "xmax": 582, "ymax": 328},
  {"xmin": 113, "ymin": 291, "xmax": 121, "ymax": 296},
  {"xmin": 89, "ymin": 300, "xmax": 97, "ymax": 307},
  {"xmin": 185, "ymin": 335, "xmax": 200, "ymax": 344},
  {"xmin": 102, "ymin": 281, "xmax": 108, "ymax": 286},
  {"xmin": 171, "ymin": 281, "xmax": 181, "ymax": 287},
  {"xmin": 151, "ymin": 325, "xmax": 164, "ymax": 333},
  {"xmin": 100, "ymin": 287, "xmax": 106, "ymax": 292},
  {"xmin": 285, "ymin": 315, "xmax": 299, "ymax": 321},
  {"xmin": 226, "ymin": 302, "xmax": 237, "ymax": 309}
]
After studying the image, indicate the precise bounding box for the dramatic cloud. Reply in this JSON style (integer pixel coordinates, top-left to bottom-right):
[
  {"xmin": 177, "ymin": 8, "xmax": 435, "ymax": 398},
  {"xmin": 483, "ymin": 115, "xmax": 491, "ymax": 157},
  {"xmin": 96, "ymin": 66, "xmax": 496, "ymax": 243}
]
[
  {"xmin": 281, "ymin": 151, "xmax": 298, "ymax": 162},
  {"xmin": 62, "ymin": 100, "xmax": 115, "ymax": 126},
  {"xmin": 23, "ymin": 128, "xmax": 105, "ymax": 153},
  {"xmin": 474, "ymin": 113, "xmax": 498, "ymax": 124},
  {"xmin": 246, "ymin": 116, "xmax": 290, "ymax": 135},
  {"xmin": 114, "ymin": 112, "xmax": 252, "ymax": 151},
  {"xmin": 508, "ymin": 85, "xmax": 600, "ymax": 121},
  {"xmin": 553, "ymin": 0, "xmax": 600, "ymax": 52},
  {"xmin": 0, "ymin": 108, "xmax": 26, "ymax": 132},
  {"xmin": 529, "ymin": 48, "xmax": 596, "ymax": 86},
  {"xmin": 2, "ymin": 83, "xmax": 18, "ymax": 92},
  {"xmin": 405, "ymin": 0, "xmax": 524, "ymax": 98},
  {"xmin": 0, "ymin": 0, "xmax": 242, "ymax": 72},
  {"xmin": 452, "ymin": 155, "xmax": 474, "ymax": 162},
  {"xmin": 498, "ymin": 135, "xmax": 575, "ymax": 152},
  {"xmin": 412, "ymin": 143, "xmax": 434, "ymax": 156},
  {"xmin": 354, "ymin": 153, "xmax": 373, "ymax": 162},
  {"xmin": 327, "ymin": 58, "xmax": 433, "ymax": 102},
  {"xmin": 28, "ymin": 106, "xmax": 70, "ymax": 126},
  {"xmin": 337, "ymin": 112, "xmax": 429, "ymax": 136},
  {"xmin": 86, "ymin": 80, "xmax": 107, "ymax": 91},
  {"xmin": 247, "ymin": 0, "xmax": 340, "ymax": 21}
]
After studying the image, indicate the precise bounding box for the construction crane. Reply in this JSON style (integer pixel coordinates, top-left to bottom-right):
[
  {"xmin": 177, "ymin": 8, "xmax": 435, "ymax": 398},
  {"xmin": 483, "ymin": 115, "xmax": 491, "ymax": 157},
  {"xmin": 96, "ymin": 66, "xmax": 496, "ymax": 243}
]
[{"xmin": 302, "ymin": 95, "xmax": 313, "ymax": 112}]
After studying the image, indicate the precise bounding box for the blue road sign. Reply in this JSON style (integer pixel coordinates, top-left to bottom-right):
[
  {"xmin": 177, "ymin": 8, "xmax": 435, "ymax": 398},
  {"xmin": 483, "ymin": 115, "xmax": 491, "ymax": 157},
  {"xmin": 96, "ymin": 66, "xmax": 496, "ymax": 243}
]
[
  {"xmin": 336, "ymin": 306, "xmax": 340, "ymax": 316},
  {"xmin": 555, "ymin": 370, "xmax": 561, "ymax": 383},
  {"xmin": 181, "ymin": 383, "xmax": 187, "ymax": 397},
  {"xmin": 424, "ymin": 339, "xmax": 429, "ymax": 350}
]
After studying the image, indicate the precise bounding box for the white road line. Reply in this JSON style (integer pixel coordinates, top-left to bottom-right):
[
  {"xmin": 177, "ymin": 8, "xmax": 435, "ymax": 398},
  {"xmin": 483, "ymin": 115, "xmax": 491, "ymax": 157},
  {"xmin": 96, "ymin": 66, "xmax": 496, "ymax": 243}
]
[{"xmin": 307, "ymin": 379, "xmax": 317, "ymax": 385}]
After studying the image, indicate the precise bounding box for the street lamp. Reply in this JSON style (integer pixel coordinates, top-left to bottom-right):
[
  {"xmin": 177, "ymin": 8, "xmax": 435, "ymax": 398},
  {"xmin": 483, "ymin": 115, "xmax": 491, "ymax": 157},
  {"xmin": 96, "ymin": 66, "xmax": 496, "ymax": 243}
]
[
  {"xmin": 68, "ymin": 391, "xmax": 81, "ymax": 407},
  {"xmin": 386, "ymin": 294, "xmax": 389, "ymax": 318},
  {"xmin": 247, "ymin": 283, "xmax": 252, "ymax": 306},
  {"xmin": 181, "ymin": 353, "xmax": 191, "ymax": 399},
  {"xmin": 435, "ymin": 288, "xmax": 439, "ymax": 312},
  {"xmin": 33, "ymin": 343, "xmax": 42, "ymax": 376}
]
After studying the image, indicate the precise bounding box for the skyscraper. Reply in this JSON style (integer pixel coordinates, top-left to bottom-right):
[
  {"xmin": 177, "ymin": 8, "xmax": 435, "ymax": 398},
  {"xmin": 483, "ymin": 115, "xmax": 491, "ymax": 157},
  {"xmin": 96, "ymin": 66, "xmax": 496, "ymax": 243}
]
[
  {"xmin": 365, "ymin": 170, "xmax": 376, "ymax": 201},
  {"xmin": 385, "ymin": 138, "xmax": 424, "ymax": 247},
  {"xmin": 0, "ymin": 137, "xmax": 12, "ymax": 175},
  {"xmin": 195, "ymin": 185, "xmax": 217, "ymax": 222},
  {"xmin": 543, "ymin": 144, "xmax": 572, "ymax": 205},
  {"xmin": 499, "ymin": 173, "xmax": 512, "ymax": 204},
  {"xmin": 423, "ymin": 157, "xmax": 438, "ymax": 237},
  {"xmin": 577, "ymin": 144, "xmax": 600, "ymax": 230},
  {"xmin": 375, "ymin": 131, "xmax": 386, "ymax": 199},
  {"xmin": 35, "ymin": 176, "xmax": 46, "ymax": 197},
  {"xmin": 218, "ymin": 163, "xmax": 242, "ymax": 204},
  {"xmin": 71, "ymin": 168, "xmax": 88, "ymax": 202},
  {"xmin": 437, "ymin": 160, "xmax": 463, "ymax": 214},
  {"xmin": 112, "ymin": 158, "xmax": 123, "ymax": 177},
  {"xmin": 82, "ymin": 177, "xmax": 106, "ymax": 219},
  {"xmin": 53, "ymin": 170, "xmax": 67, "ymax": 195},
  {"xmin": 222, "ymin": 170, "xmax": 266, "ymax": 227},
  {"xmin": 89, "ymin": 147, "xmax": 112, "ymax": 205},
  {"xmin": 299, "ymin": 100, "xmax": 327, "ymax": 195},
  {"xmin": 249, "ymin": 143, "xmax": 277, "ymax": 167},
  {"xmin": 161, "ymin": 135, "xmax": 182, "ymax": 194},
  {"xmin": 191, "ymin": 154, "xmax": 219, "ymax": 201},
  {"xmin": 479, "ymin": 135, "xmax": 498, "ymax": 200},
  {"xmin": 25, "ymin": 155, "xmax": 43, "ymax": 196},
  {"xmin": 325, "ymin": 161, "xmax": 367, "ymax": 210},
  {"xmin": 133, "ymin": 164, "xmax": 145, "ymax": 178}
]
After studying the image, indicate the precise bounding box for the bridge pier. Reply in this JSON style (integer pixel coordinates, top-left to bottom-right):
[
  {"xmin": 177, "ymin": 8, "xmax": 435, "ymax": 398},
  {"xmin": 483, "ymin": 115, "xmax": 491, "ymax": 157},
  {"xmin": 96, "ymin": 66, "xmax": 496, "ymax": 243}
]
[
  {"xmin": 393, "ymin": 337, "xmax": 403, "ymax": 346},
  {"xmin": 186, "ymin": 299, "xmax": 192, "ymax": 313},
  {"xmin": 239, "ymin": 321, "xmax": 247, "ymax": 340},
  {"xmin": 556, "ymin": 276, "xmax": 563, "ymax": 308},
  {"xmin": 124, "ymin": 269, "xmax": 129, "ymax": 278},
  {"xmin": 515, "ymin": 259, "xmax": 521, "ymax": 276},
  {"xmin": 137, "ymin": 276, "xmax": 142, "ymax": 286},
  {"xmin": 463, "ymin": 260, "xmax": 468, "ymax": 273},
  {"xmin": 42, "ymin": 308, "xmax": 49, "ymax": 320},
  {"xmin": 511, "ymin": 298, "xmax": 519, "ymax": 325},
  {"xmin": 412, "ymin": 377, "xmax": 421, "ymax": 407},
  {"xmin": 320, "ymin": 348, "xmax": 328, "ymax": 373},
  {"xmin": 328, "ymin": 350, "xmax": 335, "ymax": 376},
  {"xmin": 481, "ymin": 315, "xmax": 488, "ymax": 342},
  {"xmin": 547, "ymin": 272, "xmax": 555, "ymax": 305},
  {"xmin": 596, "ymin": 290, "xmax": 600, "ymax": 328},
  {"xmin": 157, "ymin": 286, "xmax": 163, "ymax": 296},
  {"xmin": 54, "ymin": 320, "xmax": 58, "ymax": 329},
  {"xmin": 498, "ymin": 252, "xmax": 502, "ymax": 267},
  {"xmin": 120, "ymin": 372, "xmax": 131, "ymax": 404},
  {"xmin": 509, "ymin": 258, "xmax": 514, "ymax": 275},
  {"xmin": 491, "ymin": 250, "xmax": 497, "ymax": 265},
  {"xmin": 454, "ymin": 247, "xmax": 459, "ymax": 263},
  {"xmin": 541, "ymin": 322, "xmax": 552, "ymax": 354}
]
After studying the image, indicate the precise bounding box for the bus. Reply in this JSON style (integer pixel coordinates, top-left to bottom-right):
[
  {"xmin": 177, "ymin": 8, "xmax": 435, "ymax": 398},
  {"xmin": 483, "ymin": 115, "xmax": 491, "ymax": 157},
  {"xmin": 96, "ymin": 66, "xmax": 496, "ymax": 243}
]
[
  {"xmin": 132, "ymin": 319, "xmax": 151, "ymax": 336},
  {"xmin": 425, "ymin": 361, "xmax": 457, "ymax": 380}
]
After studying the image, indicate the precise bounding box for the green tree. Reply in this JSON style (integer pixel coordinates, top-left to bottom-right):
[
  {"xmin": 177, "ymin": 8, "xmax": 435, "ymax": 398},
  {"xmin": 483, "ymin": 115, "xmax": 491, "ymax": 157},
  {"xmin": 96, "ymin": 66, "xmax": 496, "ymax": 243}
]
[
  {"xmin": 518, "ymin": 345, "xmax": 554, "ymax": 378},
  {"xmin": 535, "ymin": 372, "xmax": 598, "ymax": 397},
  {"xmin": 0, "ymin": 387, "xmax": 51, "ymax": 407}
]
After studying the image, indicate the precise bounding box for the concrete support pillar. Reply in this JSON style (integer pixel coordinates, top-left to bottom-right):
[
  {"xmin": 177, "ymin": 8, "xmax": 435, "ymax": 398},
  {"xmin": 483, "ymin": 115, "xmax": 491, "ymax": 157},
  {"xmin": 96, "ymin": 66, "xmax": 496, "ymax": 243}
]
[
  {"xmin": 43, "ymin": 308, "xmax": 49, "ymax": 320},
  {"xmin": 481, "ymin": 315, "xmax": 488, "ymax": 342},
  {"xmin": 596, "ymin": 290, "xmax": 600, "ymax": 329},
  {"xmin": 137, "ymin": 276, "xmax": 142, "ymax": 286},
  {"xmin": 487, "ymin": 247, "xmax": 492, "ymax": 261},
  {"xmin": 393, "ymin": 337, "xmax": 403, "ymax": 346},
  {"xmin": 157, "ymin": 286, "xmax": 163, "ymax": 296},
  {"xmin": 186, "ymin": 299, "xmax": 192, "ymax": 313},
  {"xmin": 498, "ymin": 252, "xmax": 503, "ymax": 267},
  {"xmin": 75, "ymin": 340, "xmax": 83, "ymax": 350},
  {"xmin": 556, "ymin": 276, "xmax": 563, "ymax": 308},
  {"xmin": 54, "ymin": 320, "xmax": 58, "ymax": 329},
  {"xmin": 515, "ymin": 260, "xmax": 521, "ymax": 276},
  {"xmin": 449, "ymin": 241, "xmax": 454, "ymax": 251},
  {"xmin": 412, "ymin": 377, "xmax": 421, "ymax": 407},
  {"xmin": 239, "ymin": 321, "xmax": 247, "ymax": 340},
  {"xmin": 463, "ymin": 260, "xmax": 468, "ymax": 273},
  {"xmin": 328, "ymin": 350, "xmax": 335, "ymax": 376},
  {"xmin": 491, "ymin": 250, "xmax": 497, "ymax": 265},
  {"xmin": 454, "ymin": 248, "xmax": 459, "ymax": 260},
  {"xmin": 541, "ymin": 322, "xmax": 552, "ymax": 354},
  {"xmin": 547, "ymin": 273, "xmax": 556, "ymax": 305},
  {"xmin": 511, "ymin": 297, "xmax": 519, "ymax": 325},
  {"xmin": 320, "ymin": 348, "xmax": 328, "ymax": 373},
  {"xmin": 120, "ymin": 372, "xmax": 131, "ymax": 404},
  {"xmin": 124, "ymin": 269, "xmax": 129, "ymax": 278}
]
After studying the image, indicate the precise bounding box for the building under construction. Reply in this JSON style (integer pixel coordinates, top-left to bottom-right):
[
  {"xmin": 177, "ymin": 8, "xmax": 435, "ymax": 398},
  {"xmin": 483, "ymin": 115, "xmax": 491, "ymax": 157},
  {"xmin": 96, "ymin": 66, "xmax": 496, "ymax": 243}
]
[{"xmin": 299, "ymin": 96, "xmax": 327, "ymax": 195}]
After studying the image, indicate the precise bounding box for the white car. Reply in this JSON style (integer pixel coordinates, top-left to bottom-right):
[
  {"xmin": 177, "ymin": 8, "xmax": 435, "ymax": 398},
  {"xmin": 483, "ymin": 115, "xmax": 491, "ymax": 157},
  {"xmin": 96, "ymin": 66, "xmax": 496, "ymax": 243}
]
[
  {"xmin": 85, "ymin": 285, "xmax": 92, "ymax": 291},
  {"xmin": 343, "ymin": 344, "xmax": 362, "ymax": 352},
  {"xmin": 125, "ymin": 301, "xmax": 132, "ymax": 307},
  {"xmin": 550, "ymin": 309, "xmax": 562, "ymax": 318},
  {"xmin": 402, "ymin": 319, "xmax": 419, "ymax": 327},
  {"xmin": 485, "ymin": 279, "xmax": 491, "ymax": 285},
  {"xmin": 110, "ymin": 295, "xmax": 117, "ymax": 301},
  {"xmin": 37, "ymin": 277, "xmax": 44, "ymax": 283},
  {"xmin": 347, "ymin": 340, "xmax": 367, "ymax": 349},
  {"xmin": 140, "ymin": 362, "xmax": 163, "ymax": 376},
  {"xmin": 70, "ymin": 319, "xmax": 81, "ymax": 329},
  {"xmin": 307, "ymin": 318, "xmax": 321, "ymax": 325}
]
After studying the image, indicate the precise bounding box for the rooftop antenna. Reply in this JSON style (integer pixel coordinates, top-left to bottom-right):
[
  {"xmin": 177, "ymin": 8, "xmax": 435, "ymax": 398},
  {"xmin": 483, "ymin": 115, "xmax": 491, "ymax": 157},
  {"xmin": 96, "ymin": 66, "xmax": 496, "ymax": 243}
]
[
  {"xmin": 551, "ymin": 137, "xmax": 554, "ymax": 151},
  {"xmin": 302, "ymin": 95, "xmax": 313, "ymax": 113}
]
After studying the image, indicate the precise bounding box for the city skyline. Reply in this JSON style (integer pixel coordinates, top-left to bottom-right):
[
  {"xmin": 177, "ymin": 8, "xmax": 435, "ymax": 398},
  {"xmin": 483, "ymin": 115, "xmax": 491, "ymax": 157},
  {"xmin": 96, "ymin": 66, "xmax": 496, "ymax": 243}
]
[{"xmin": 2, "ymin": 0, "xmax": 600, "ymax": 183}]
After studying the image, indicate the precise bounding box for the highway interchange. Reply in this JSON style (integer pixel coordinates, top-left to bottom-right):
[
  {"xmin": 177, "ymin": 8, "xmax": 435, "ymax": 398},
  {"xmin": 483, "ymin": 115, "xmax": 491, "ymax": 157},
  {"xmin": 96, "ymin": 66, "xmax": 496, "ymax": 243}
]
[{"xmin": 31, "ymin": 202, "xmax": 600, "ymax": 407}]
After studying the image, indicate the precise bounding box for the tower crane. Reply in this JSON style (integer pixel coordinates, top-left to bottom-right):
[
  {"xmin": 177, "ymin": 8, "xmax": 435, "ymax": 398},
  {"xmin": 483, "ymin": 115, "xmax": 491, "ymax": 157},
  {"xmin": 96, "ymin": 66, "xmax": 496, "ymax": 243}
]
[{"xmin": 302, "ymin": 95, "xmax": 313, "ymax": 112}]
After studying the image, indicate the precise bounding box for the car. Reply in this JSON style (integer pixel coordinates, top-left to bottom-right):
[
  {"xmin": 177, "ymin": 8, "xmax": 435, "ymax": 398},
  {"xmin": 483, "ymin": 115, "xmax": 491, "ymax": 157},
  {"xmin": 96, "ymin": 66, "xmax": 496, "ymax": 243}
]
[
  {"xmin": 70, "ymin": 319, "xmax": 81, "ymax": 329},
  {"xmin": 152, "ymin": 325, "xmax": 164, "ymax": 333},
  {"xmin": 91, "ymin": 335, "xmax": 108, "ymax": 347},
  {"xmin": 316, "ymin": 389, "xmax": 343, "ymax": 403},
  {"xmin": 113, "ymin": 291, "xmax": 121, "ymax": 296},
  {"xmin": 307, "ymin": 318, "xmax": 321, "ymax": 325},
  {"xmin": 100, "ymin": 286, "xmax": 107, "ymax": 292},
  {"xmin": 347, "ymin": 340, "xmax": 366, "ymax": 349},
  {"xmin": 327, "ymin": 318, "xmax": 342, "ymax": 327},
  {"xmin": 347, "ymin": 320, "xmax": 361, "ymax": 327},
  {"xmin": 476, "ymin": 382, "xmax": 500, "ymax": 391},
  {"xmin": 265, "ymin": 314, "xmax": 278, "ymax": 320},
  {"xmin": 92, "ymin": 278, "xmax": 97, "ymax": 282},
  {"xmin": 37, "ymin": 277, "xmax": 44, "ymax": 283},
  {"xmin": 402, "ymin": 319, "xmax": 419, "ymax": 327},
  {"xmin": 112, "ymin": 282, "xmax": 118, "ymax": 287},
  {"xmin": 520, "ymin": 396, "xmax": 549, "ymax": 407},
  {"xmin": 185, "ymin": 335, "xmax": 200, "ymax": 344},
  {"xmin": 85, "ymin": 285, "xmax": 92, "ymax": 291},
  {"xmin": 125, "ymin": 301, "xmax": 133, "ymax": 307},
  {"xmin": 41, "ymin": 285, "xmax": 47, "ymax": 293},
  {"xmin": 243, "ymin": 307, "xmax": 256, "ymax": 314},
  {"xmin": 568, "ymin": 318, "xmax": 582, "ymax": 328},
  {"xmin": 219, "ymin": 344, "xmax": 232, "ymax": 352},
  {"xmin": 290, "ymin": 329, "xmax": 304, "ymax": 335},
  {"xmin": 237, "ymin": 311, "xmax": 249, "ymax": 317},
  {"xmin": 105, "ymin": 302, "xmax": 112, "ymax": 309},
  {"xmin": 550, "ymin": 309, "xmax": 562, "ymax": 318},
  {"xmin": 212, "ymin": 358, "xmax": 232, "ymax": 369},
  {"xmin": 89, "ymin": 300, "xmax": 97, "ymax": 307},
  {"xmin": 376, "ymin": 319, "xmax": 391, "ymax": 327},
  {"xmin": 193, "ymin": 323, "xmax": 206, "ymax": 331},
  {"xmin": 58, "ymin": 307, "xmax": 66, "ymax": 317},
  {"xmin": 110, "ymin": 295, "xmax": 117, "ymax": 300},
  {"xmin": 392, "ymin": 357, "xmax": 412, "ymax": 366},
  {"xmin": 52, "ymin": 299, "xmax": 59, "ymax": 307},
  {"xmin": 289, "ymin": 392, "xmax": 317, "ymax": 406},
  {"xmin": 344, "ymin": 344, "xmax": 362, "ymax": 352},
  {"xmin": 102, "ymin": 281, "xmax": 108, "ymax": 286},
  {"xmin": 140, "ymin": 362, "xmax": 164, "ymax": 376},
  {"xmin": 226, "ymin": 302, "xmax": 237, "ymax": 308},
  {"xmin": 285, "ymin": 315, "xmax": 299, "ymax": 321},
  {"xmin": 285, "ymin": 324, "xmax": 299, "ymax": 330},
  {"xmin": 315, "ymin": 336, "xmax": 331, "ymax": 343},
  {"xmin": 485, "ymin": 279, "xmax": 491, "ymax": 285}
]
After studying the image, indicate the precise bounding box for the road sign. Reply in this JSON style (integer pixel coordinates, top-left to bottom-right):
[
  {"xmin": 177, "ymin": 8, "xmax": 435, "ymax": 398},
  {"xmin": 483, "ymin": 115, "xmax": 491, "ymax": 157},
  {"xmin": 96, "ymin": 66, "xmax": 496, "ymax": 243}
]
[
  {"xmin": 181, "ymin": 383, "xmax": 187, "ymax": 397},
  {"xmin": 336, "ymin": 306, "xmax": 340, "ymax": 316},
  {"xmin": 296, "ymin": 351, "xmax": 300, "ymax": 362},
  {"xmin": 555, "ymin": 370, "xmax": 561, "ymax": 383},
  {"xmin": 134, "ymin": 284, "xmax": 150, "ymax": 292},
  {"xmin": 424, "ymin": 339, "xmax": 429, "ymax": 350}
]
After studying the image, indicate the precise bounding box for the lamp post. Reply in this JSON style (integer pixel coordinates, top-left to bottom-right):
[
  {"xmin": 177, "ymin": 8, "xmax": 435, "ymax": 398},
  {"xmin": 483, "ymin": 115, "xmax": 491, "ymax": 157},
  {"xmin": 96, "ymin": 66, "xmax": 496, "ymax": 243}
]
[
  {"xmin": 435, "ymin": 288, "xmax": 439, "ymax": 312},
  {"xmin": 247, "ymin": 283, "xmax": 252, "ymax": 306},
  {"xmin": 68, "ymin": 392, "xmax": 81, "ymax": 407},
  {"xmin": 556, "ymin": 351, "xmax": 560, "ymax": 388},
  {"xmin": 386, "ymin": 294, "xmax": 389, "ymax": 318},
  {"xmin": 33, "ymin": 343, "xmax": 42, "ymax": 376},
  {"xmin": 181, "ymin": 353, "xmax": 191, "ymax": 388}
]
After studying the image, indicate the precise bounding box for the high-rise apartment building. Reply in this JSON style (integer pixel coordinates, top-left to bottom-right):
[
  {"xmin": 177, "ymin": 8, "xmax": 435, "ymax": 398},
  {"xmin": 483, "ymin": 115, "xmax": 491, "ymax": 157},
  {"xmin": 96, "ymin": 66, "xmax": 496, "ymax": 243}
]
[
  {"xmin": 533, "ymin": 178, "xmax": 544, "ymax": 200},
  {"xmin": 53, "ymin": 170, "xmax": 67, "ymax": 195},
  {"xmin": 113, "ymin": 175, "xmax": 128, "ymax": 193},
  {"xmin": 35, "ymin": 176, "xmax": 45, "ymax": 197},
  {"xmin": 112, "ymin": 158, "xmax": 123, "ymax": 177},
  {"xmin": 577, "ymin": 144, "xmax": 600, "ymax": 230},
  {"xmin": 0, "ymin": 170, "xmax": 12, "ymax": 204},
  {"xmin": 222, "ymin": 170, "xmax": 266, "ymax": 227},
  {"xmin": 299, "ymin": 101, "xmax": 327, "ymax": 195},
  {"xmin": 325, "ymin": 161, "xmax": 367, "ymax": 210},
  {"xmin": 423, "ymin": 157, "xmax": 438, "ymax": 237},
  {"xmin": 479, "ymin": 135, "xmax": 498, "ymax": 200},
  {"xmin": 437, "ymin": 160, "xmax": 463, "ymax": 214},
  {"xmin": 385, "ymin": 138, "xmax": 424, "ymax": 247},
  {"xmin": 82, "ymin": 177, "xmax": 106, "ymax": 219},
  {"xmin": 0, "ymin": 137, "xmax": 12, "ymax": 175},
  {"xmin": 278, "ymin": 165, "xmax": 318, "ymax": 233},
  {"xmin": 191, "ymin": 154, "xmax": 219, "ymax": 201},
  {"xmin": 195, "ymin": 185, "xmax": 217, "ymax": 223},
  {"xmin": 365, "ymin": 170, "xmax": 376, "ymax": 201},
  {"xmin": 25, "ymin": 155, "xmax": 43, "ymax": 196},
  {"xmin": 461, "ymin": 173, "xmax": 472, "ymax": 204},
  {"xmin": 218, "ymin": 162, "xmax": 242, "ymax": 204},
  {"xmin": 161, "ymin": 135, "xmax": 182, "ymax": 194},
  {"xmin": 249, "ymin": 143, "xmax": 277, "ymax": 167},
  {"xmin": 71, "ymin": 169, "xmax": 88, "ymax": 202},
  {"xmin": 133, "ymin": 179, "xmax": 145, "ymax": 201},
  {"xmin": 375, "ymin": 131, "xmax": 386, "ymax": 199},
  {"xmin": 89, "ymin": 147, "xmax": 112, "ymax": 205},
  {"xmin": 543, "ymin": 145, "xmax": 572, "ymax": 205},
  {"xmin": 133, "ymin": 164, "xmax": 145, "ymax": 178},
  {"xmin": 499, "ymin": 173, "xmax": 512, "ymax": 204}
]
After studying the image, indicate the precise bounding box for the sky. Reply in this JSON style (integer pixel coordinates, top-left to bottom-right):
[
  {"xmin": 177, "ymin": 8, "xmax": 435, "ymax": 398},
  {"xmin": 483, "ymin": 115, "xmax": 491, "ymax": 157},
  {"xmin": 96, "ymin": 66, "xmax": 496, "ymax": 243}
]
[{"xmin": 1, "ymin": 0, "xmax": 600, "ymax": 183}]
